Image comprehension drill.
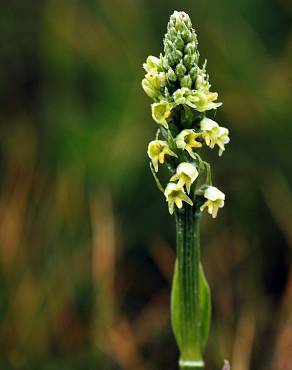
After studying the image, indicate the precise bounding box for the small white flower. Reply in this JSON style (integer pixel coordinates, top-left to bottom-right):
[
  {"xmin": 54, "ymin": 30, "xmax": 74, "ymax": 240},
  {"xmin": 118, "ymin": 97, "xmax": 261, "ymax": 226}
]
[
  {"xmin": 142, "ymin": 70, "xmax": 166, "ymax": 99},
  {"xmin": 151, "ymin": 101, "xmax": 174, "ymax": 128},
  {"xmin": 173, "ymin": 88, "xmax": 199, "ymax": 108},
  {"xmin": 192, "ymin": 67, "xmax": 223, "ymax": 112},
  {"xmin": 165, "ymin": 182, "xmax": 193, "ymax": 215},
  {"xmin": 194, "ymin": 90, "xmax": 222, "ymax": 112},
  {"xmin": 143, "ymin": 55, "xmax": 162, "ymax": 73},
  {"xmin": 170, "ymin": 162, "xmax": 198, "ymax": 194},
  {"xmin": 216, "ymin": 126, "xmax": 230, "ymax": 156},
  {"xmin": 175, "ymin": 129, "xmax": 202, "ymax": 159},
  {"xmin": 147, "ymin": 140, "xmax": 177, "ymax": 172},
  {"xmin": 200, "ymin": 118, "xmax": 230, "ymax": 156},
  {"xmin": 200, "ymin": 186, "xmax": 225, "ymax": 218}
]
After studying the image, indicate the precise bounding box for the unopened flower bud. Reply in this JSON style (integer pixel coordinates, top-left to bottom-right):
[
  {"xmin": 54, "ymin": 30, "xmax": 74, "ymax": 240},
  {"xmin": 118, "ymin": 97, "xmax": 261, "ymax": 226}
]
[
  {"xmin": 190, "ymin": 67, "xmax": 198, "ymax": 81},
  {"xmin": 162, "ymin": 56, "xmax": 170, "ymax": 70},
  {"xmin": 180, "ymin": 75, "xmax": 192, "ymax": 89},
  {"xmin": 175, "ymin": 63, "xmax": 187, "ymax": 79},
  {"xmin": 184, "ymin": 42, "xmax": 196, "ymax": 55},
  {"xmin": 184, "ymin": 54, "xmax": 197, "ymax": 69},
  {"xmin": 173, "ymin": 49, "xmax": 183, "ymax": 64},
  {"xmin": 167, "ymin": 68, "xmax": 177, "ymax": 82},
  {"xmin": 168, "ymin": 26, "xmax": 176, "ymax": 38},
  {"xmin": 181, "ymin": 29, "xmax": 192, "ymax": 43},
  {"xmin": 174, "ymin": 35, "xmax": 185, "ymax": 50}
]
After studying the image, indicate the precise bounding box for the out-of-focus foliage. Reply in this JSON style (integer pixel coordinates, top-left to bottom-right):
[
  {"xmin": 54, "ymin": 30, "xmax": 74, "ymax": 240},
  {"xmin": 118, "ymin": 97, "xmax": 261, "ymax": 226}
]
[{"xmin": 0, "ymin": 1, "xmax": 291, "ymax": 370}]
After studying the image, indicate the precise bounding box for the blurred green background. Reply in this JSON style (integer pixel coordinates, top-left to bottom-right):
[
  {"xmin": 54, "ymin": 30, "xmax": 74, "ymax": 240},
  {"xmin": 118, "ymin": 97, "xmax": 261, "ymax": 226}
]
[{"xmin": 0, "ymin": 1, "xmax": 291, "ymax": 369}]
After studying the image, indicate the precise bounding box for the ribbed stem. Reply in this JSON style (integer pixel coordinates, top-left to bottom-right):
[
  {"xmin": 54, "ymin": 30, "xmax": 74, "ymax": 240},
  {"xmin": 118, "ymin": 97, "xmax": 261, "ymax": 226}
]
[{"xmin": 175, "ymin": 204, "xmax": 203, "ymax": 370}]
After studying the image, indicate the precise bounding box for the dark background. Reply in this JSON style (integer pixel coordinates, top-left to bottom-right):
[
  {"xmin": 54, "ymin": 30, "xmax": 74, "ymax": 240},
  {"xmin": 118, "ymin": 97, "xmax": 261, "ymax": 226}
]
[{"xmin": 0, "ymin": 1, "xmax": 291, "ymax": 369}]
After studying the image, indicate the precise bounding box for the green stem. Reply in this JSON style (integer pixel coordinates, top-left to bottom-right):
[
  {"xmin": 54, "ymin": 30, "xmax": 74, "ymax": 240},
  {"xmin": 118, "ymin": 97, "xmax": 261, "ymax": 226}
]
[
  {"xmin": 175, "ymin": 204, "xmax": 203, "ymax": 370},
  {"xmin": 149, "ymin": 162, "xmax": 164, "ymax": 193}
]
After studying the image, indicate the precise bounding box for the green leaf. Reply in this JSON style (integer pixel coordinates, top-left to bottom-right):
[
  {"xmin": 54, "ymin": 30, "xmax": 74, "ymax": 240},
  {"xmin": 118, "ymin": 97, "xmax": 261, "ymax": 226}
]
[
  {"xmin": 170, "ymin": 260, "xmax": 211, "ymax": 356},
  {"xmin": 170, "ymin": 260, "xmax": 182, "ymax": 351},
  {"xmin": 199, "ymin": 263, "xmax": 211, "ymax": 350}
]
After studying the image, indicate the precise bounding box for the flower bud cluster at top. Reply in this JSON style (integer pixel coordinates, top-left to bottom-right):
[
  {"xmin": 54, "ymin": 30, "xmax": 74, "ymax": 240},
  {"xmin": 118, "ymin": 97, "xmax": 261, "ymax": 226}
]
[{"xmin": 143, "ymin": 11, "xmax": 230, "ymax": 217}]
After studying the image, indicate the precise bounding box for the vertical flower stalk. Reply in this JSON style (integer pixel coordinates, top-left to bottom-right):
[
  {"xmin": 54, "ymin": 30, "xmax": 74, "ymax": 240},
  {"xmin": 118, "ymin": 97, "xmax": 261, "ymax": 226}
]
[{"xmin": 142, "ymin": 11, "xmax": 230, "ymax": 369}]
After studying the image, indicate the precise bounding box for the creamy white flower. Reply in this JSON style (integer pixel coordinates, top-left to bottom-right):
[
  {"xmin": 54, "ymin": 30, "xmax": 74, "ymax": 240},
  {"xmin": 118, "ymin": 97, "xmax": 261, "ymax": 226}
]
[
  {"xmin": 192, "ymin": 65, "xmax": 223, "ymax": 112},
  {"xmin": 151, "ymin": 101, "xmax": 174, "ymax": 128},
  {"xmin": 175, "ymin": 129, "xmax": 202, "ymax": 159},
  {"xmin": 173, "ymin": 88, "xmax": 199, "ymax": 108},
  {"xmin": 170, "ymin": 162, "xmax": 198, "ymax": 194},
  {"xmin": 200, "ymin": 118, "xmax": 230, "ymax": 156},
  {"xmin": 165, "ymin": 182, "xmax": 193, "ymax": 215},
  {"xmin": 147, "ymin": 140, "xmax": 177, "ymax": 172},
  {"xmin": 200, "ymin": 186, "xmax": 225, "ymax": 218},
  {"xmin": 142, "ymin": 70, "xmax": 166, "ymax": 99},
  {"xmin": 194, "ymin": 90, "xmax": 222, "ymax": 112},
  {"xmin": 143, "ymin": 55, "xmax": 162, "ymax": 73},
  {"xmin": 216, "ymin": 127, "xmax": 230, "ymax": 156}
]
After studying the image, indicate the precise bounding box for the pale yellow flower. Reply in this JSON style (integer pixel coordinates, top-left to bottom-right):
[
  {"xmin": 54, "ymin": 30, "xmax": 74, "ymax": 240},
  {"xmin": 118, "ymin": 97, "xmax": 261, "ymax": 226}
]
[
  {"xmin": 142, "ymin": 78, "xmax": 157, "ymax": 99},
  {"xmin": 147, "ymin": 140, "xmax": 178, "ymax": 172},
  {"xmin": 215, "ymin": 126, "xmax": 230, "ymax": 156},
  {"xmin": 200, "ymin": 118, "xmax": 218, "ymax": 147},
  {"xmin": 142, "ymin": 55, "xmax": 166, "ymax": 99},
  {"xmin": 194, "ymin": 90, "xmax": 222, "ymax": 112},
  {"xmin": 200, "ymin": 118, "xmax": 230, "ymax": 156},
  {"xmin": 151, "ymin": 101, "xmax": 174, "ymax": 128},
  {"xmin": 170, "ymin": 162, "xmax": 198, "ymax": 194},
  {"xmin": 194, "ymin": 66, "xmax": 222, "ymax": 112},
  {"xmin": 200, "ymin": 186, "xmax": 225, "ymax": 218},
  {"xmin": 143, "ymin": 55, "xmax": 162, "ymax": 73},
  {"xmin": 173, "ymin": 88, "xmax": 199, "ymax": 108},
  {"xmin": 146, "ymin": 71, "xmax": 166, "ymax": 90},
  {"xmin": 142, "ymin": 70, "xmax": 166, "ymax": 99},
  {"xmin": 164, "ymin": 182, "xmax": 193, "ymax": 215},
  {"xmin": 175, "ymin": 129, "xmax": 202, "ymax": 158}
]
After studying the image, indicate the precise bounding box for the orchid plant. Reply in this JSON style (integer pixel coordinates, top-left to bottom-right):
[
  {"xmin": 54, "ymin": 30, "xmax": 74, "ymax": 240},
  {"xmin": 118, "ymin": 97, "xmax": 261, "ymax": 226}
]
[{"xmin": 142, "ymin": 11, "xmax": 230, "ymax": 370}]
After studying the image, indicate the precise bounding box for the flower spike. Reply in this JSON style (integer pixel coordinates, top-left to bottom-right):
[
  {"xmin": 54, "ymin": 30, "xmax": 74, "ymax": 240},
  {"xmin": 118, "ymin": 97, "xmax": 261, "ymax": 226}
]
[{"xmin": 142, "ymin": 10, "xmax": 230, "ymax": 368}]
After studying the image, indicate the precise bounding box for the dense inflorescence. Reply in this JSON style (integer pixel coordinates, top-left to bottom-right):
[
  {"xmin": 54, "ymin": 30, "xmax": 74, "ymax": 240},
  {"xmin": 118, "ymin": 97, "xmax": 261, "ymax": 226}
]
[{"xmin": 142, "ymin": 11, "xmax": 230, "ymax": 217}]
